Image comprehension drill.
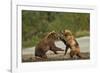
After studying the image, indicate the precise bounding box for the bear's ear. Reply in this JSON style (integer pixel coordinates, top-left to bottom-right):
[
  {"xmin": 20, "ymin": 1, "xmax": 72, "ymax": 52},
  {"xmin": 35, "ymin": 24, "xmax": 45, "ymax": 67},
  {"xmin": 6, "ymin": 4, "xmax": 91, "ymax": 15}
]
[{"xmin": 64, "ymin": 29, "xmax": 70, "ymax": 33}]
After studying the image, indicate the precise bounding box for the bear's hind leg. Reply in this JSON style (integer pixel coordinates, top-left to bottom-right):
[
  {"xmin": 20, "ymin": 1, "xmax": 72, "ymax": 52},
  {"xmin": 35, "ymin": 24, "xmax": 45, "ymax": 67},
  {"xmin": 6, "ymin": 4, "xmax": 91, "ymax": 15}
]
[
  {"xmin": 76, "ymin": 53, "xmax": 83, "ymax": 59},
  {"xmin": 70, "ymin": 51, "xmax": 74, "ymax": 58}
]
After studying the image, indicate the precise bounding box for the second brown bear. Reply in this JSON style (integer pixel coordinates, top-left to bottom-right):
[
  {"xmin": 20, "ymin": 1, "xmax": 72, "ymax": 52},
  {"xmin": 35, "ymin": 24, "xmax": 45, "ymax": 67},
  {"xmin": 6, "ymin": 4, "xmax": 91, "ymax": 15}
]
[{"xmin": 61, "ymin": 29, "xmax": 83, "ymax": 59}]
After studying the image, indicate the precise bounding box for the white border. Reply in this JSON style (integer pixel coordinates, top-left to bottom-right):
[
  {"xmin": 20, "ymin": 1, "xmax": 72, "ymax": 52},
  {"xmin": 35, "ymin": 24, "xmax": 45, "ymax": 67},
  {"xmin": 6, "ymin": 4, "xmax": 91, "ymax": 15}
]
[{"xmin": 12, "ymin": 3, "xmax": 97, "ymax": 73}]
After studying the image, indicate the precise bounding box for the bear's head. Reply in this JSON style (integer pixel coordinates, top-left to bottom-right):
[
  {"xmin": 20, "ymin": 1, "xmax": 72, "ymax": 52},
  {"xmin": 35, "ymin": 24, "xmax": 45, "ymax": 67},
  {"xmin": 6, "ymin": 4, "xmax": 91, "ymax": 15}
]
[{"xmin": 63, "ymin": 29, "xmax": 72, "ymax": 37}]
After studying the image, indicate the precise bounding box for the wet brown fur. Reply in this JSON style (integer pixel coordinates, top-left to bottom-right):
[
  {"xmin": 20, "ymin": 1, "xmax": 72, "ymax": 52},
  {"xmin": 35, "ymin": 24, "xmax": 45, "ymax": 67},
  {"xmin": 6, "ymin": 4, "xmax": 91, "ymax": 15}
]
[{"xmin": 62, "ymin": 30, "xmax": 83, "ymax": 58}]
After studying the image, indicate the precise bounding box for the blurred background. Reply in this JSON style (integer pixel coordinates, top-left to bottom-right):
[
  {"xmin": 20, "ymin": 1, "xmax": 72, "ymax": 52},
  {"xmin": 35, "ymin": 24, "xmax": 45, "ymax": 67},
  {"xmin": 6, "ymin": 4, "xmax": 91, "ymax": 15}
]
[{"xmin": 22, "ymin": 10, "xmax": 90, "ymax": 48}]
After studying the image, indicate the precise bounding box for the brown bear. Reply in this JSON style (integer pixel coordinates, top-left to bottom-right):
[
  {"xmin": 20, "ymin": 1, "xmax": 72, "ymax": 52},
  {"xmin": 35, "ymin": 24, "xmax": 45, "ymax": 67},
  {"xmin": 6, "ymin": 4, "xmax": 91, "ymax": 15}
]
[
  {"xmin": 60, "ymin": 29, "xmax": 83, "ymax": 59},
  {"xmin": 35, "ymin": 31, "xmax": 64, "ymax": 59}
]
